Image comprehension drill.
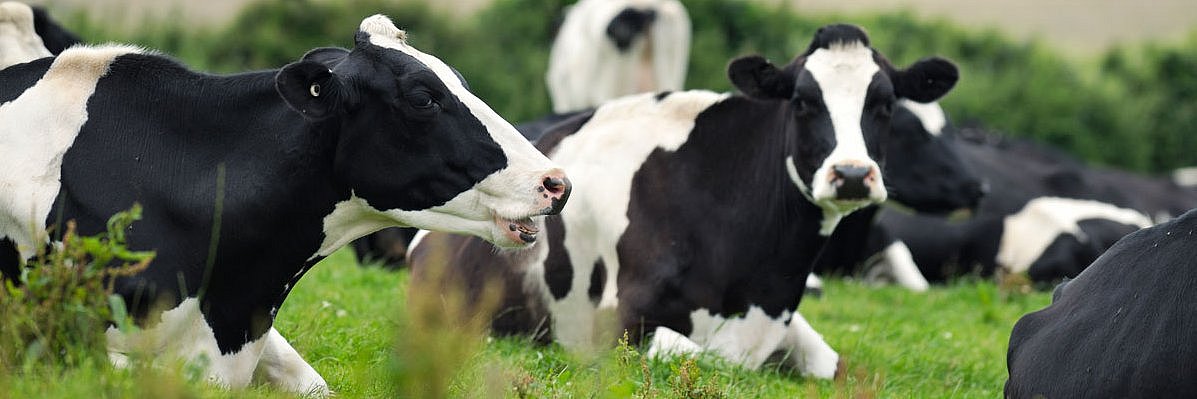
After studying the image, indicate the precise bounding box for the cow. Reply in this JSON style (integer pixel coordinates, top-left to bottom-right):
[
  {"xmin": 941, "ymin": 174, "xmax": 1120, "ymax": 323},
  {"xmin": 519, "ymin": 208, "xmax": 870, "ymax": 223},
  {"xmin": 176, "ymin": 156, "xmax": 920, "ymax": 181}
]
[
  {"xmin": 0, "ymin": 15, "xmax": 570, "ymax": 395},
  {"xmin": 29, "ymin": 4, "xmax": 80, "ymax": 54},
  {"xmin": 0, "ymin": 2, "xmax": 50, "ymax": 67},
  {"xmin": 1005, "ymin": 208, "xmax": 1197, "ymax": 397},
  {"xmin": 410, "ymin": 24, "xmax": 959, "ymax": 377},
  {"xmin": 810, "ymin": 100, "xmax": 983, "ymax": 293},
  {"xmin": 352, "ymin": 0, "xmax": 690, "ymax": 267},
  {"xmin": 546, "ymin": 0, "xmax": 689, "ymax": 113}
]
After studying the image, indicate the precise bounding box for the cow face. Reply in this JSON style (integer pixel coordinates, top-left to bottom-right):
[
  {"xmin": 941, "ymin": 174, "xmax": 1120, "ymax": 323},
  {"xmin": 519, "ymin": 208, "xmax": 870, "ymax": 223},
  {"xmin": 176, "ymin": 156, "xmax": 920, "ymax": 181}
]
[
  {"xmin": 883, "ymin": 100, "xmax": 984, "ymax": 214},
  {"xmin": 729, "ymin": 24, "xmax": 958, "ymax": 219},
  {"xmin": 276, "ymin": 16, "xmax": 570, "ymax": 248}
]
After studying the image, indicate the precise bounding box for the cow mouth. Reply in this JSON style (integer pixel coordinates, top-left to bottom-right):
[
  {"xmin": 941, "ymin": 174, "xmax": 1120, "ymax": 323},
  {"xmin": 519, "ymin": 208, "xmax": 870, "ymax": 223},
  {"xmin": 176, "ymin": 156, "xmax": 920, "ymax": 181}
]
[{"xmin": 496, "ymin": 215, "xmax": 540, "ymax": 244}]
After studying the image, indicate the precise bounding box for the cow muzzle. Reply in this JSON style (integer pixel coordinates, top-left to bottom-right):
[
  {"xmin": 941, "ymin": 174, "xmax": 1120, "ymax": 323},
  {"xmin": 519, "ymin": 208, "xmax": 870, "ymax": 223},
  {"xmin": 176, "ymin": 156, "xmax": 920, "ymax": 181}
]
[
  {"xmin": 494, "ymin": 169, "xmax": 571, "ymax": 246},
  {"xmin": 825, "ymin": 161, "xmax": 884, "ymax": 202}
]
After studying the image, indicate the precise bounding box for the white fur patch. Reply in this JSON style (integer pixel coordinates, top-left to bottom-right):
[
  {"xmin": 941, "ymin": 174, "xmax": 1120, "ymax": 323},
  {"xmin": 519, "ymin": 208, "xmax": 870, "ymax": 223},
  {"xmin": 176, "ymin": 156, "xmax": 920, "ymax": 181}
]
[
  {"xmin": 998, "ymin": 197, "xmax": 1152, "ymax": 274},
  {"xmin": 779, "ymin": 312, "xmax": 839, "ymax": 378},
  {"xmin": 255, "ymin": 328, "xmax": 330, "ymax": 396},
  {"xmin": 105, "ymin": 298, "xmax": 270, "ymax": 389},
  {"xmin": 0, "ymin": 44, "xmax": 141, "ymax": 260},
  {"xmin": 864, "ymin": 240, "xmax": 930, "ymax": 292},
  {"xmin": 546, "ymin": 0, "xmax": 690, "ymax": 113},
  {"xmin": 803, "ymin": 42, "xmax": 886, "ymax": 206},
  {"xmin": 898, "ymin": 99, "xmax": 946, "ymax": 136},
  {"xmin": 0, "ymin": 2, "xmax": 51, "ymax": 68},
  {"xmin": 525, "ymin": 91, "xmax": 727, "ymax": 351}
]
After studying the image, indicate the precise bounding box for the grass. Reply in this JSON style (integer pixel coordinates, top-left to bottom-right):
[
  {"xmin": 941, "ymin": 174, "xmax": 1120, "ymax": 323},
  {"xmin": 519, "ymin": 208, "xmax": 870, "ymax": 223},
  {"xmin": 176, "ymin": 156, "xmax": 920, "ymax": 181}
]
[{"xmin": 0, "ymin": 248, "xmax": 1050, "ymax": 398}]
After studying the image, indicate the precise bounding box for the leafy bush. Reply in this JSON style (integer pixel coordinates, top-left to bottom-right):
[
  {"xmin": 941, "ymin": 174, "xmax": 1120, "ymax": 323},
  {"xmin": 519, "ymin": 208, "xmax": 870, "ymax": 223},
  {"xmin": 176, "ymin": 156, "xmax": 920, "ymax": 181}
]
[{"xmin": 0, "ymin": 205, "xmax": 153, "ymax": 372}]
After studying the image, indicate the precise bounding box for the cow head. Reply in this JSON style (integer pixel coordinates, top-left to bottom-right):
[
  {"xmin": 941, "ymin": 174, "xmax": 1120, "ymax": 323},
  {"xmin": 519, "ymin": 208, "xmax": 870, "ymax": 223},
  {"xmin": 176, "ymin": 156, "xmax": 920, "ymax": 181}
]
[
  {"xmin": 883, "ymin": 100, "xmax": 984, "ymax": 214},
  {"xmin": 276, "ymin": 15, "xmax": 570, "ymax": 249},
  {"xmin": 728, "ymin": 24, "xmax": 958, "ymax": 228}
]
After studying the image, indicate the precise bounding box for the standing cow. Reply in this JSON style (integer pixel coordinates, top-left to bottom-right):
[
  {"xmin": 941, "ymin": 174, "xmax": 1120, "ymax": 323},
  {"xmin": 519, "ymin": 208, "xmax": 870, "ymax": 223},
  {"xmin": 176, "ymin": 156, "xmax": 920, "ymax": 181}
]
[
  {"xmin": 411, "ymin": 24, "xmax": 959, "ymax": 377},
  {"xmin": 0, "ymin": 15, "xmax": 569, "ymax": 395},
  {"xmin": 546, "ymin": 0, "xmax": 689, "ymax": 113}
]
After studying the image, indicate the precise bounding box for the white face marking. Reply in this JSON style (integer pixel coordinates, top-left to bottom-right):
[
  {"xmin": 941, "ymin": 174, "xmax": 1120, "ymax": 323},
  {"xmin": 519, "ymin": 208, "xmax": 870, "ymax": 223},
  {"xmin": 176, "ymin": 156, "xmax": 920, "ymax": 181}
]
[
  {"xmin": 803, "ymin": 42, "xmax": 887, "ymax": 207},
  {"xmin": 998, "ymin": 197, "xmax": 1152, "ymax": 274},
  {"xmin": 0, "ymin": 45, "xmax": 141, "ymax": 260},
  {"xmin": 0, "ymin": 2, "xmax": 51, "ymax": 68},
  {"xmin": 105, "ymin": 298, "xmax": 270, "ymax": 389},
  {"xmin": 898, "ymin": 99, "xmax": 947, "ymax": 136},
  {"xmin": 864, "ymin": 240, "xmax": 930, "ymax": 292},
  {"xmin": 520, "ymin": 91, "xmax": 726, "ymax": 351},
  {"xmin": 546, "ymin": 0, "xmax": 690, "ymax": 113}
]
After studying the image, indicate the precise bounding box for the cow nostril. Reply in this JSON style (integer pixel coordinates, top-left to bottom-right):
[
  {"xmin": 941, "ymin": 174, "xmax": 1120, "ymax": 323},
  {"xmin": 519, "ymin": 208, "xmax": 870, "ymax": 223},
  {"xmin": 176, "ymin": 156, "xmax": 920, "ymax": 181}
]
[
  {"xmin": 543, "ymin": 176, "xmax": 568, "ymax": 195},
  {"xmin": 832, "ymin": 165, "xmax": 872, "ymax": 181}
]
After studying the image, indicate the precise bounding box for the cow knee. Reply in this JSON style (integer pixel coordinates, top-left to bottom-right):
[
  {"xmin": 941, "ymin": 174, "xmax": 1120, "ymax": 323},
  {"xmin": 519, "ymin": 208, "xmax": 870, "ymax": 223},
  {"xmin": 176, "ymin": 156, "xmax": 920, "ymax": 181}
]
[
  {"xmin": 646, "ymin": 326, "xmax": 701, "ymax": 359},
  {"xmin": 784, "ymin": 314, "xmax": 839, "ymax": 379},
  {"xmin": 254, "ymin": 328, "xmax": 330, "ymax": 397}
]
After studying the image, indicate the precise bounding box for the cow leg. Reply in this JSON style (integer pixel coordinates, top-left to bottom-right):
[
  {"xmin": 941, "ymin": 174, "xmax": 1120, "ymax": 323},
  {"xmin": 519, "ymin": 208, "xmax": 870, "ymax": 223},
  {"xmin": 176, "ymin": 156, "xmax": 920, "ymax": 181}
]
[
  {"xmin": 864, "ymin": 240, "xmax": 930, "ymax": 292},
  {"xmin": 645, "ymin": 326, "xmax": 701, "ymax": 358},
  {"xmin": 105, "ymin": 298, "xmax": 269, "ymax": 389},
  {"xmin": 804, "ymin": 273, "xmax": 824, "ymax": 297},
  {"xmin": 780, "ymin": 312, "xmax": 839, "ymax": 379},
  {"xmin": 254, "ymin": 328, "xmax": 330, "ymax": 397}
]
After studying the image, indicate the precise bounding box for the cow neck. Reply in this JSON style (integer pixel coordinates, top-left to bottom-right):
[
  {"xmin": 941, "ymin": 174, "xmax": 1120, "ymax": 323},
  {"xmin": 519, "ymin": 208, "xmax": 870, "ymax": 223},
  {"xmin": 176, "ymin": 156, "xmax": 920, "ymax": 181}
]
[
  {"xmin": 73, "ymin": 56, "xmax": 354, "ymax": 352},
  {"xmin": 674, "ymin": 96, "xmax": 828, "ymax": 314}
]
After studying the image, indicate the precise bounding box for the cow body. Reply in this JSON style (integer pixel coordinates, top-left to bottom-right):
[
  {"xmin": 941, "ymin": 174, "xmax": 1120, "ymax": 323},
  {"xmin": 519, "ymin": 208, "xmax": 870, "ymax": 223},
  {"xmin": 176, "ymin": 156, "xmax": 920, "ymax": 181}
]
[
  {"xmin": 412, "ymin": 24, "xmax": 959, "ymax": 377},
  {"xmin": 546, "ymin": 0, "xmax": 689, "ymax": 113},
  {"xmin": 1006, "ymin": 209, "xmax": 1197, "ymax": 397},
  {"xmin": 0, "ymin": 16, "xmax": 569, "ymax": 395}
]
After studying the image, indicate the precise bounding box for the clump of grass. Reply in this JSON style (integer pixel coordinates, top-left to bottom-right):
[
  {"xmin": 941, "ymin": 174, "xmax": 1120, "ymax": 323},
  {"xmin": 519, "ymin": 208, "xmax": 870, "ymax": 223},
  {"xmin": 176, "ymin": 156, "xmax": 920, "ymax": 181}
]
[{"xmin": 0, "ymin": 205, "xmax": 154, "ymax": 372}]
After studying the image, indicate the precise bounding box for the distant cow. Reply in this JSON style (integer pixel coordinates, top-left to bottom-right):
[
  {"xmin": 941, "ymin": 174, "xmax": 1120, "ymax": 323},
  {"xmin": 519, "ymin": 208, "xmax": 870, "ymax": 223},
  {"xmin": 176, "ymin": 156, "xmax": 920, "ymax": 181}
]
[
  {"xmin": 0, "ymin": 15, "xmax": 569, "ymax": 395},
  {"xmin": 411, "ymin": 24, "xmax": 959, "ymax": 377},
  {"xmin": 1006, "ymin": 209, "xmax": 1197, "ymax": 397},
  {"xmin": 0, "ymin": 2, "xmax": 50, "ymax": 67},
  {"xmin": 546, "ymin": 0, "xmax": 689, "ymax": 113}
]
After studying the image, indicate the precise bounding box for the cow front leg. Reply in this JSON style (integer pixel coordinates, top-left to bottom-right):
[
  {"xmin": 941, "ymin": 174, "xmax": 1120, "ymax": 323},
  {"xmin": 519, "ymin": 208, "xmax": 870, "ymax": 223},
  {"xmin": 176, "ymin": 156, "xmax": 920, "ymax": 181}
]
[
  {"xmin": 646, "ymin": 326, "xmax": 702, "ymax": 358},
  {"xmin": 781, "ymin": 312, "xmax": 840, "ymax": 379},
  {"xmin": 865, "ymin": 240, "xmax": 930, "ymax": 292},
  {"xmin": 254, "ymin": 328, "xmax": 330, "ymax": 397}
]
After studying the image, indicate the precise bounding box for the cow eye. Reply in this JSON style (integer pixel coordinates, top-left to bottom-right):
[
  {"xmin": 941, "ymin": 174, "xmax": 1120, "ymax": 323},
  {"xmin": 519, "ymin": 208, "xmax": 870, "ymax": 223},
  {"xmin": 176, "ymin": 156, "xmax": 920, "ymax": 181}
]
[
  {"xmin": 406, "ymin": 91, "xmax": 436, "ymax": 109},
  {"xmin": 876, "ymin": 100, "xmax": 894, "ymax": 117}
]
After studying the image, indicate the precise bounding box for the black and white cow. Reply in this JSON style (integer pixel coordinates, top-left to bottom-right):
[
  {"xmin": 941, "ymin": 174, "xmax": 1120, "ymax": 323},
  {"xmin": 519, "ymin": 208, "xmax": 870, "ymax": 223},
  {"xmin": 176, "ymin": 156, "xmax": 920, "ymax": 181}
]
[
  {"xmin": 1006, "ymin": 208, "xmax": 1197, "ymax": 397},
  {"xmin": 410, "ymin": 24, "xmax": 959, "ymax": 377},
  {"xmin": 29, "ymin": 4, "xmax": 80, "ymax": 54},
  {"xmin": 546, "ymin": 0, "xmax": 689, "ymax": 113},
  {"xmin": 0, "ymin": 2, "xmax": 50, "ymax": 67},
  {"xmin": 0, "ymin": 16, "xmax": 569, "ymax": 395},
  {"xmin": 810, "ymin": 99, "xmax": 983, "ymax": 293}
]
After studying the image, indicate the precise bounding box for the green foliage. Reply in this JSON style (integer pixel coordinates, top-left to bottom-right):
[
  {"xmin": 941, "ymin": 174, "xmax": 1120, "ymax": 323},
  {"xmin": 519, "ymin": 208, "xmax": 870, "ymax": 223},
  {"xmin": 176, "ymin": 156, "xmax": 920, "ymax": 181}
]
[{"xmin": 0, "ymin": 205, "xmax": 153, "ymax": 372}]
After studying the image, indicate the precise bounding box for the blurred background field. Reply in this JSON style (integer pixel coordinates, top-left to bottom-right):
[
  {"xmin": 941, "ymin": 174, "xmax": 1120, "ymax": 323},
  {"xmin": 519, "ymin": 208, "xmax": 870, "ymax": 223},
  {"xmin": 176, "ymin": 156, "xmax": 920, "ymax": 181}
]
[{"xmin": 23, "ymin": 0, "xmax": 1197, "ymax": 174}]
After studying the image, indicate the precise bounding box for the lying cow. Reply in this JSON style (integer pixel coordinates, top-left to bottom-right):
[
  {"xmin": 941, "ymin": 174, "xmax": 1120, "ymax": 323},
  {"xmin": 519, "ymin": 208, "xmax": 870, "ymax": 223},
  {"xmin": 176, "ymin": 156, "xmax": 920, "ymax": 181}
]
[
  {"xmin": 0, "ymin": 2, "xmax": 50, "ymax": 67},
  {"xmin": 1006, "ymin": 209, "xmax": 1197, "ymax": 397},
  {"xmin": 0, "ymin": 15, "xmax": 569, "ymax": 395},
  {"xmin": 411, "ymin": 24, "xmax": 959, "ymax": 377},
  {"xmin": 546, "ymin": 0, "xmax": 689, "ymax": 113}
]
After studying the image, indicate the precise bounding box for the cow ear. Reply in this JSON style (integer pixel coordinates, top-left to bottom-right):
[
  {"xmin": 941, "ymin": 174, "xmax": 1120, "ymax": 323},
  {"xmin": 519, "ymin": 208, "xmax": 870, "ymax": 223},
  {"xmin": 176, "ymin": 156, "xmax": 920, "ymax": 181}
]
[
  {"xmin": 728, "ymin": 55, "xmax": 794, "ymax": 99},
  {"xmin": 894, "ymin": 57, "xmax": 958, "ymax": 103},
  {"xmin": 300, "ymin": 47, "xmax": 350, "ymax": 68},
  {"xmin": 276, "ymin": 60, "xmax": 344, "ymax": 120}
]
